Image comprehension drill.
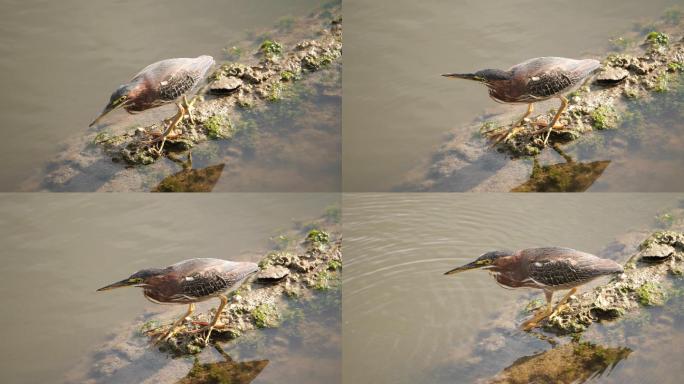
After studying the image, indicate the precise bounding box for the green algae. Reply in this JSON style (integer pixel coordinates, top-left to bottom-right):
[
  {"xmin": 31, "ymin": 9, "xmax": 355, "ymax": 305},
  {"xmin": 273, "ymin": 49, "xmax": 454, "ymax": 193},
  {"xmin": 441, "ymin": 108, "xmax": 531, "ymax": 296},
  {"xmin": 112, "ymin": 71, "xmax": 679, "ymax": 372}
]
[
  {"xmin": 636, "ymin": 282, "xmax": 667, "ymax": 306},
  {"xmin": 259, "ymin": 39, "xmax": 283, "ymax": 58},
  {"xmin": 590, "ymin": 105, "xmax": 619, "ymax": 130},
  {"xmin": 327, "ymin": 259, "xmax": 342, "ymax": 271},
  {"xmin": 306, "ymin": 229, "xmax": 330, "ymax": 251},
  {"xmin": 655, "ymin": 213, "xmax": 675, "ymax": 229},
  {"xmin": 203, "ymin": 115, "xmax": 231, "ymax": 139},
  {"xmin": 646, "ymin": 31, "xmax": 669, "ymax": 47},
  {"xmin": 251, "ymin": 303, "xmax": 280, "ymax": 328}
]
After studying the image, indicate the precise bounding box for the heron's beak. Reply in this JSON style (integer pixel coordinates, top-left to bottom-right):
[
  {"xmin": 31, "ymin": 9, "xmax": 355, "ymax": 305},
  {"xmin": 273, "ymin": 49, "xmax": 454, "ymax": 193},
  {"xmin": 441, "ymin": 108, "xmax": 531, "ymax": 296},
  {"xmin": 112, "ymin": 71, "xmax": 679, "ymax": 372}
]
[
  {"xmin": 444, "ymin": 260, "xmax": 485, "ymax": 275},
  {"xmin": 89, "ymin": 100, "xmax": 128, "ymax": 127},
  {"xmin": 441, "ymin": 73, "xmax": 484, "ymax": 82},
  {"xmin": 97, "ymin": 279, "xmax": 135, "ymax": 291}
]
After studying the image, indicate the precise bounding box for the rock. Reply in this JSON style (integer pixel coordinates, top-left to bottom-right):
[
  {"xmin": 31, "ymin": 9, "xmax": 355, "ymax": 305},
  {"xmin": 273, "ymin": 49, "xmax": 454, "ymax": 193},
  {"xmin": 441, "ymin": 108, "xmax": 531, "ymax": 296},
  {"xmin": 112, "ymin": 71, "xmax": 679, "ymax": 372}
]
[
  {"xmin": 209, "ymin": 76, "xmax": 243, "ymax": 95},
  {"xmin": 596, "ymin": 67, "xmax": 629, "ymax": 84},
  {"xmin": 257, "ymin": 265, "xmax": 290, "ymax": 282},
  {"xmin": 639, "ymin": 243, "xmax": 675, "ymax": 262}
]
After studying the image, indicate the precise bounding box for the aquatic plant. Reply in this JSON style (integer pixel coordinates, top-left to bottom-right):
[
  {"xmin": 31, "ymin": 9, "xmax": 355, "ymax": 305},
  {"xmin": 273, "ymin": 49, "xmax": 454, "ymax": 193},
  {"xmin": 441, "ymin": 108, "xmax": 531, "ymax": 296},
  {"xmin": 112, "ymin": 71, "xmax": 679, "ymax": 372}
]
[
  {"xmin": 251, "ymin": 303, "xmax": 280, "ymax": 328},
  {"xmin": 636, "ymin": 282, "xmax": 666, "ymax": 306},
  {"xmin": 646, "ymin": 31, "xmax": 669, "ymax": 47},
  {"xmin": 203, "ymin": 115, "xmax": 230, "ymax": 139},
  {"xmin": 259, "ymin": 39, "xmax": 283, "ymax": 58},
  {"xmin": 590, "ymin": 105, "xmax": 619, "ymax": 130}
]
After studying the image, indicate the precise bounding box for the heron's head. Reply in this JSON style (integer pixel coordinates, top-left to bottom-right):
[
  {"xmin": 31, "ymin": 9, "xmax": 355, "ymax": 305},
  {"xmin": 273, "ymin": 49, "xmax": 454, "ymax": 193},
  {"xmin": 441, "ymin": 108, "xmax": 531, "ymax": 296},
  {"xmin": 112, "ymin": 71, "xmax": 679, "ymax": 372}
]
[
  {"xmin": 441, "ymin": 69, "xmax": 512, "ymax": 85},
  {"xmin": 97, "ymin": 268, "xmax": 165, "ymax": 291},
  {"xmin": 89, "ymin": 83, "xmax": 136, "ymax": 127},
  {"xmin": 444, "ymin": 250, "xmax": 513, "ymax": 275}
]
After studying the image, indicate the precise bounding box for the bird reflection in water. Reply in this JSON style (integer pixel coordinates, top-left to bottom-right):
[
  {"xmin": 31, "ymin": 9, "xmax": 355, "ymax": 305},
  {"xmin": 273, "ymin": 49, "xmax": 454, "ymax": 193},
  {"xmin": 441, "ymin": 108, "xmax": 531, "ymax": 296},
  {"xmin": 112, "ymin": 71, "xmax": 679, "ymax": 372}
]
[
  {"xmin": 177, "ymin": 344, "xmax": 269, "ymax": 384},
  {"xmin": 511, "ymin": 147, "xmax": 610, "ymax": 192},
  {"xmin": 153, "ymin": 153, "xmax": 225, "ymax": 192},
  {"xmin": 485, "ymin": 342, "xmax": 631, "ymax": 384}
]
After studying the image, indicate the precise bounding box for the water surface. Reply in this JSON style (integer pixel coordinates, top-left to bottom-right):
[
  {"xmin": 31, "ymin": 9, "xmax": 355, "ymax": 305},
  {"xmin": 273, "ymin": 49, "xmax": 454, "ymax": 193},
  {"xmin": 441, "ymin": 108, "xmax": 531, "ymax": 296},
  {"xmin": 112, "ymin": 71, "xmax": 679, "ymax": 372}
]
[
  {"xmin": 0, "ymin": 0, "xmax": 338, "ymax": 191},
  {"xmin": 343, "ymin": 0, "xmax": 680, "ymax": 191},
  {"xmin": 343, "ymin": 193, "xmax": 683, "ymax": 383},
  {"xmin": 0, "ymin": 193, "xmax": 340, "ymax": 384}
]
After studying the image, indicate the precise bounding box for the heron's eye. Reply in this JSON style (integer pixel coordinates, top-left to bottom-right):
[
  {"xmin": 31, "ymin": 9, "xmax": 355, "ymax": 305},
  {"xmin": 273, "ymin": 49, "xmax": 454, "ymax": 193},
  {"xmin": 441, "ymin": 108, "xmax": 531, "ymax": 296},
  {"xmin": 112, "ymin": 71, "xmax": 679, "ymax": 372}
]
[
  {"xmin": 128, "ymin": 277, "xmax": 143, "ymax": 284},
  {"xmin": 476, "ymin": 259, "xmax": 491, "ymax": 265},
  {"xmin": 115, "ymin": 95, "xmax": 127, "ymax": 105}
]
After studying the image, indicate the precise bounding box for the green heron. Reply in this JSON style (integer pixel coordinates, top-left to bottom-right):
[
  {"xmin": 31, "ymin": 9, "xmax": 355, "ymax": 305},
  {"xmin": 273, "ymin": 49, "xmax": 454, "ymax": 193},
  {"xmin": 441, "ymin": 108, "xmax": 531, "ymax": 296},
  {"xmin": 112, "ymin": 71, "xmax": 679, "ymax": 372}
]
[
  {"xmin": 90, "ymin": 55, "xmax": 215, "ymax": 153},
  {"xmin": 442, "ymin": 57, "xmax": 600, "ymax": 145},
  {"xmin": 97, "ymin": 258, "xmax": 259, "ymax": 343},
  {"xmin": 444, "ymin": 247, "xmax": 623, "ymax": 330}
]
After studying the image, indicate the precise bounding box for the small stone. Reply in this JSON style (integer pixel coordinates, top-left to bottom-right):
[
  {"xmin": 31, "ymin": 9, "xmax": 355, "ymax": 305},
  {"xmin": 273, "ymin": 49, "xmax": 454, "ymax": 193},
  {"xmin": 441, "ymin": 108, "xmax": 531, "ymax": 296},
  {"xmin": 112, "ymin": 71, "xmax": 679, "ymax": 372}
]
[
  {"xmin": 257, "ymin": 265, "xmax": 290, "ymax": 282},
  {"xmin": 209, "ymin": 76, "xmax": 243, "ymax": 95},
  {"xmin": 596, "ymin": 67, "xmax": 629, "ymax": 84},
  {"xmin": 639, "ymin": 243, "xmax": 675, "ymax": 262}
]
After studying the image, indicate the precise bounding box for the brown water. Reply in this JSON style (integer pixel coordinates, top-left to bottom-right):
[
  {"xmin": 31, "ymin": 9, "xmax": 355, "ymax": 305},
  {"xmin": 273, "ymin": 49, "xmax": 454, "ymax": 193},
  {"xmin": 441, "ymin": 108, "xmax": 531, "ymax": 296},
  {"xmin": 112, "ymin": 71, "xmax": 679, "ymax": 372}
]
[
  {"xmin": 0, "ymin": 193, "xmax": 340, "ymax": 384},
  {"xmin": 342, "ymin": 193, "xmax": 684, "ymax": 383},
  {"xmin": 342, "ymin": 0, "xmax": 680, "ymax": 191},
  {"xmin": 0, "ymin": 0, "xmax": 338, "ymax": 192}
]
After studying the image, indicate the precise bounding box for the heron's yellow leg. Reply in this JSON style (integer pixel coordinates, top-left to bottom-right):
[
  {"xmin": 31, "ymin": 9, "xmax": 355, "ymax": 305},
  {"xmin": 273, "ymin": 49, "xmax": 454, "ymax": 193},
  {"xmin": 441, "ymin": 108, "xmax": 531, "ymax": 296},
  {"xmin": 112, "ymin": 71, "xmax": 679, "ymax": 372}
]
[
  {"xmin": 542, "ymin": 96, "xmax": 569, "ymax": 146},
  {"xmin": 203, "ymin": 294, "xmax": 229, "ymax": 344},
  {"xmin": 151, "ymin": 102, "xmax": 185, "ymax": 154},
  {"xmin": 182, "ymin": 95, "xmax": 198, "ymax": 125},
  {"xmin": 156, "ymin": 303, "xmax": 195, "ymax": 342},
  {"xmin": 549, "ymin": 287, "xmax": 577, "ymax": 316},
  {"xmin": 521, "ymin": 291, "xmax": 554, "ymax": 331},
  {"xmin": 489, "ymin": 103, "xmax": 535, "ymax": 146},
  {"xmin": 516, "ymin": 103, "xmax": 534, "ymax": 127}
]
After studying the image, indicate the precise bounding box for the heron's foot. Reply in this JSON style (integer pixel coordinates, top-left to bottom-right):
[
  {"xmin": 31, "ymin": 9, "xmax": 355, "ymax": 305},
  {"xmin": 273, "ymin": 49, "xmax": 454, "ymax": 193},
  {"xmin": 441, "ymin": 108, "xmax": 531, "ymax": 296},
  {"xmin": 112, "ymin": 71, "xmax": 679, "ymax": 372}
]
[
  {"xmin": 183, "ymin": 95, "xmax": 199, "ymax": 126},
  {"xmin": 187, "ymin": 322, "xmax": 230, "ymax": 345},
  {"xmin": 532, "ymin": 121, "xmax": 566, "ymax": 129},
  {"xmin": 549, "ymin": 303, "xmax": 570, "ymax": 318},
  {"xmin": 521, "ymin": 319, "xmax": 540, "ymax": 331},
  {"xmin": 147, "ymin": 323, "xmax": 184, "ymax": 344},
  {"xmin": 520, "ymin": 308, "xmax": 553, "ymax": 331},
  {"xmin": 188, "ymin": 321, "xmax": 228, "ymax": 333},
  {"xmin": 490, "ymin": 126, "xmax": 526, "ymax": 147}
]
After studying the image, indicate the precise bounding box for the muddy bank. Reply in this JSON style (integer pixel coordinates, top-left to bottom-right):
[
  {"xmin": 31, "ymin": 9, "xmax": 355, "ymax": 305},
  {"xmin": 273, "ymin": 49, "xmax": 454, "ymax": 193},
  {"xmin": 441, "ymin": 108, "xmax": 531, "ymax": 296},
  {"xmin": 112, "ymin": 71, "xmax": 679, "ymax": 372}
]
[
  {"xmin": 401, "ymin": 9, "xmax": 683, "ymax": 192},
  {"xmin": 67, "ymin": 209, "xmax": 341, "ymax": 383},
  {"xmin": 31, "ymin": 2, "xmax": 341, "ymax": 192}
]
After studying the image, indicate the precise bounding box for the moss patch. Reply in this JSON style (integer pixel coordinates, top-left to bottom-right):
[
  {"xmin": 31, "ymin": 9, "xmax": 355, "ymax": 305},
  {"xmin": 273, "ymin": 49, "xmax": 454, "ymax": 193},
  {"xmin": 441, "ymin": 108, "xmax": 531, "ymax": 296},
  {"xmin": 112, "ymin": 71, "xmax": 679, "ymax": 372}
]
[
  {"xmin": 203, "ymin": 115, "xmax": 231, "ymax": 139},
  {"xmin": 590, "ymin": 105, "xmax": 619, "ymax": 130},
  {"xmin": 646, "ymin": 31, "xmax": 669, "ymax": 47},
  {"xmin": 636, "ymin": 282, "xmax": 667, "ymax": 306},
  {"xmin": 259, "ymin": 40, "xmax": 283, "ymax": 58},
  {"xmin": 251, "ymin": 303, "xmax": 280, "ymax": 328}
]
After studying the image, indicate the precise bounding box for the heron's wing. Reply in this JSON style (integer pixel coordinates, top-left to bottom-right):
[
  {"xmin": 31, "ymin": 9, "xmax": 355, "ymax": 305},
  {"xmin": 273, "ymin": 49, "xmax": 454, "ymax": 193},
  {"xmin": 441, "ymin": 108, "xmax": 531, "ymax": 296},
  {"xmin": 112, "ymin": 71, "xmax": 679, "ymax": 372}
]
[
  {"xmin": 168, "ymin": 258, "xmax": 258, "ymax": 300},
  {"xmin": 131, "ymin": 57, "xmax": 215, "ymax": 101},
  {"xmin": 526, "ymin": 247, "xmax": 621, "ymax": 287},
  {"xmin": 175, "ymin": 270, "xmax": 239, "ymax": 299},
  {"xmin": 512, "ymin": 57, "xmax": 599, "ymax": 100}
]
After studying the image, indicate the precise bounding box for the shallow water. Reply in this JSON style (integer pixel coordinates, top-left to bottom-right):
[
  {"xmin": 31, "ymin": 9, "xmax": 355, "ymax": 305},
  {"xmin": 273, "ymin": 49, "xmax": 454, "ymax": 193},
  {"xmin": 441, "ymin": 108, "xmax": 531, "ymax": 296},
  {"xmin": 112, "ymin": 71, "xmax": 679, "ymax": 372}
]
[
  {"xmin": 0, "ymin": 193, "xmax": 340, "ymax": 384},
  {"xmin": 342, "ymin": 193, "xmax": 683, "ymax": 383},
  {"xmin": 0, "ymin": 0, "xmax": 337, "ymax": 192},
  {"xmin": 343, "ymin": 0, "xmax": 680, "ymax": 191}
]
